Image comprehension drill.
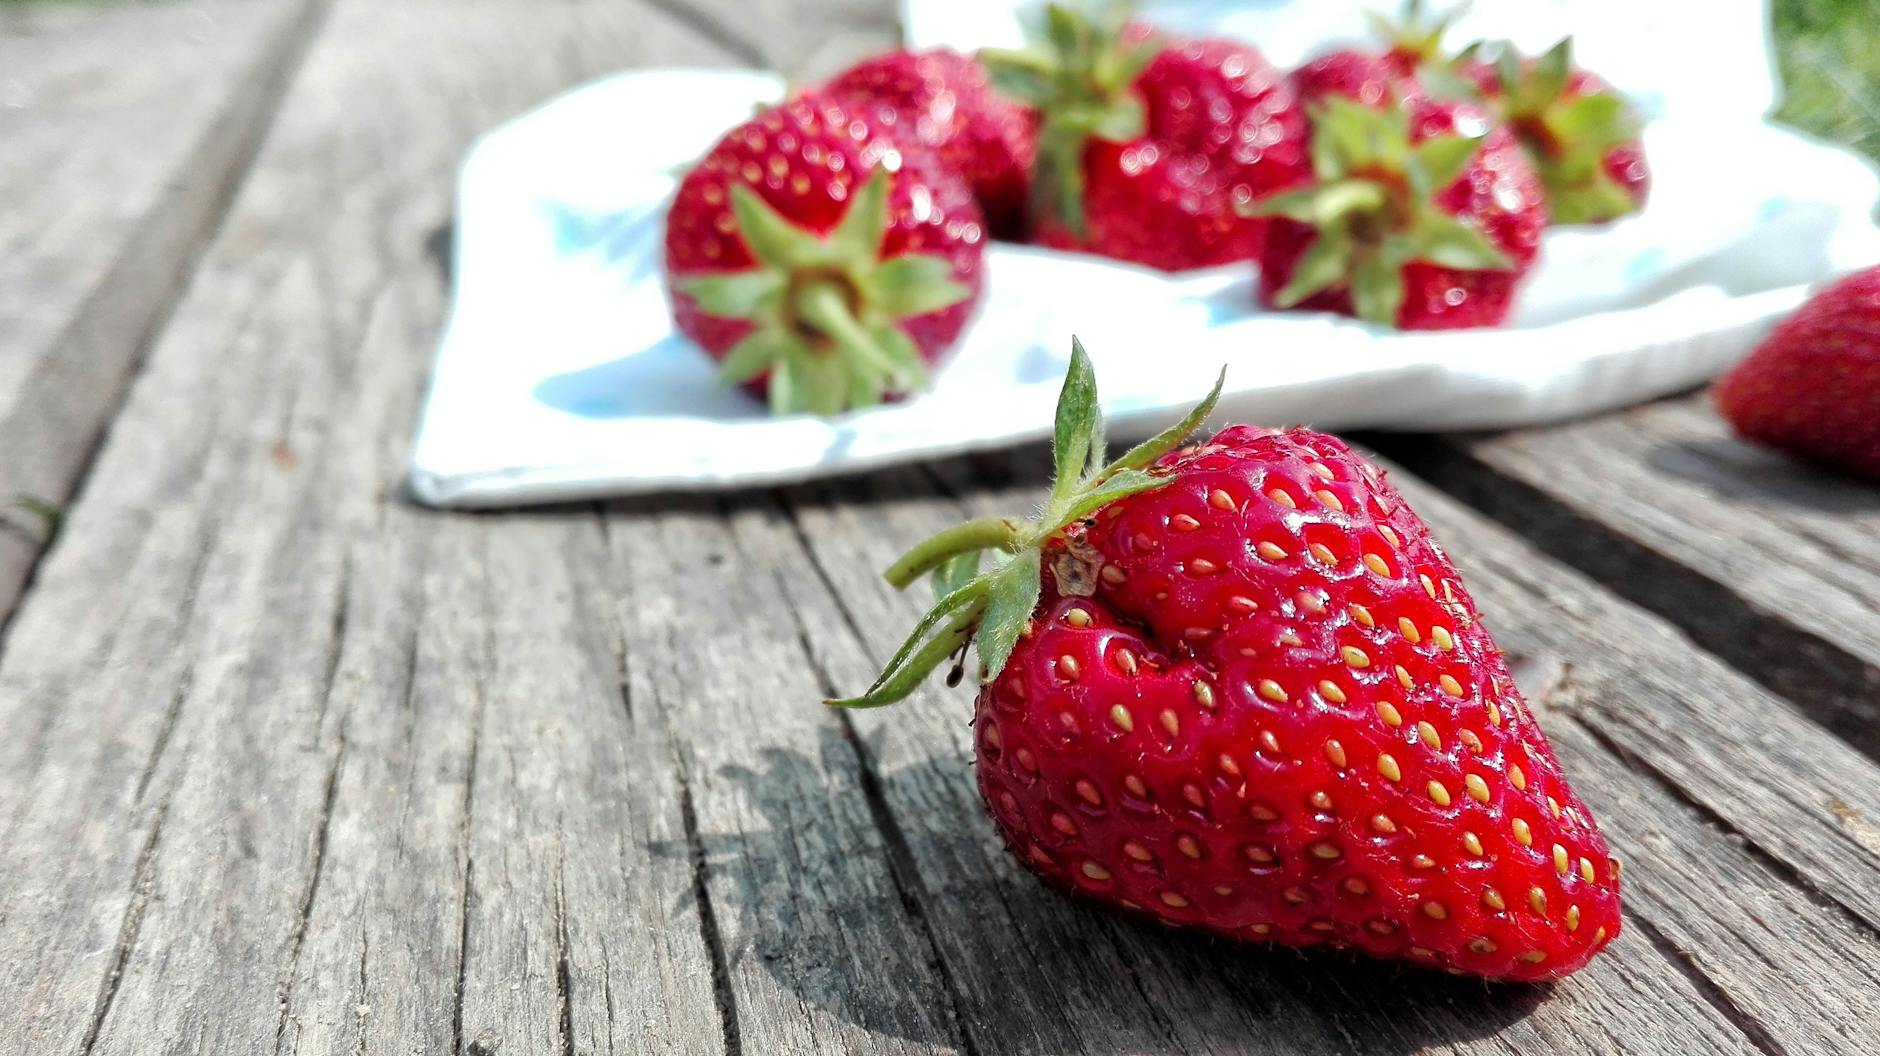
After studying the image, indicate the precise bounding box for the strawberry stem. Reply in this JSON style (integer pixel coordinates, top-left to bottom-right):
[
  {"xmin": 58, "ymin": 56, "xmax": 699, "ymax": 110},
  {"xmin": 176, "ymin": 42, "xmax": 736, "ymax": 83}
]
[
  {"xmin": 830, "ymin": 339, "xmax": 1229, "ymax": 710},
  {"xmin": 884, "ymin": 517, "xmax": 1027, "ymax": 589}
]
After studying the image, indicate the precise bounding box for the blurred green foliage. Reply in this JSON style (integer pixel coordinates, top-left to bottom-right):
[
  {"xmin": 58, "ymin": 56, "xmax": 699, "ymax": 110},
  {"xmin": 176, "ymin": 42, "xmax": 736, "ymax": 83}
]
[{"xmin": 1772, "ymin": 0, "xmax": 1880, "ymax": 162}]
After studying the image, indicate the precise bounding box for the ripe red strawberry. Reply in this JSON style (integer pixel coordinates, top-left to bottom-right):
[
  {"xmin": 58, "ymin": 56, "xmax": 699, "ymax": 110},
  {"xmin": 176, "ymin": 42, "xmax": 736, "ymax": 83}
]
[
  {"xmin": 981, "ymin": 6, "xmax": 1310, "ymax": 271},
  {"xmin": 1476, "ymin": 38, "xmax": 1649, "ymax": 225},
  {"xmin": 1251, "ymin": 96, "xmax": 1547, "ymax": 329},
  {"xmin": 1289, "ymin": 0, "xmax": 1482, "ymax": 107},
  {"xmin": 664, "ymin": 93, "xmax": 986, "ymax": 415},
  {"xmin": 1715, "ymin": 265, "xmax": 1880, "ymax": 480},
  {"xmin": 821, "ymin": 49, "xmax": 1039, "ymax": 241},
  {"xmin": 1291, "ymin": 51, "xmax": 1425, "ymax": 109},
  {"xmin": 836, "ymin": 345, "xmax": 1621, "ymax": 981}
]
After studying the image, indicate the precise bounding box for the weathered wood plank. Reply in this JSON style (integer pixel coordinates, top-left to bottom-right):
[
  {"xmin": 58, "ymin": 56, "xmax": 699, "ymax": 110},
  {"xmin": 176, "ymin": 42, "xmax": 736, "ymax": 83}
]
[
  {"xmin": 771, "ymin": 442, "xmax": 1880, "ymax": 1055},
  {"xmin": 603, "ymin": 495, "xmax": 971, "ymax": 1053},
  {"xmin": 1384, "ymin": 393, "xmax": 1880, "ymax": 759},
  {"xmin": 0, "ymin": 3, "xmax": 757, "ymax": 1053},
  {"xmin": 2, "ymin": 0, "xmax": 1874, "ymax": 1051},
  {"xmin": 667, "ymin": 0, "xmax": 903, "ymax": 78},
  {"xmin": 0, "ymin": 0, "xmax": 326, "ymax": 627}
]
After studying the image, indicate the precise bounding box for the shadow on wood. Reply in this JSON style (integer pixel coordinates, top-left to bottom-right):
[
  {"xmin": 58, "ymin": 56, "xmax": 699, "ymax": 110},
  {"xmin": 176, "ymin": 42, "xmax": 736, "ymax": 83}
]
[{"xmin": 650, "ymin": 744, "xmax": 1551, "ymax": 1055}]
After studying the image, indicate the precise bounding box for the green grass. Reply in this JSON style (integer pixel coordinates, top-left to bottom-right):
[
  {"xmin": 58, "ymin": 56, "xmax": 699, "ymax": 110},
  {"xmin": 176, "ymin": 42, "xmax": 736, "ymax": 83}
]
[{"xmin": 1771, "ymin": 0, "xmax": 1880, "ymax": 161}]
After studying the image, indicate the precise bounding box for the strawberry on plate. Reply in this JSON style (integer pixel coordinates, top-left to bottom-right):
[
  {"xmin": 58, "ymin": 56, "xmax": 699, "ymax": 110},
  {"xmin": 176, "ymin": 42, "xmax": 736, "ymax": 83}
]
[
  {"xmin": 981, "ymin": 4, "xmax": 1310, "ymax": 271},
  {"xmin": 1291, "ymin": 0, "xmax": 1477, "ymax": 108},
  {"xmin": 822, "ymin": 49, "xmax": 1039, "ymax": 241},
  {"xmin": 664, "ymin": 94, "xmax": 986, "ymax": 415},
  {"xmin": 1250, "ymin": 95, "xmax": 1547, "ymax": 329},
  {"xmin": 1716, "ymin": 265, "xmax": 1880, "ymax": 480},
  {"xmin": 835, "ymin": 343, "xmax": 1622, "ymax": 981},
  {"xmin": 1476, "ymin": 38, "xmax": 1649, "ymax": 225}
]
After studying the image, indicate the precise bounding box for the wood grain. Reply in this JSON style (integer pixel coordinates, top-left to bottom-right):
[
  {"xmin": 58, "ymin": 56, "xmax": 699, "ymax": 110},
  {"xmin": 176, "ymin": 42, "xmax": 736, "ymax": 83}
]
[
  {"xmin": 3, "ymin": 0, "xmax": 1878, "ymax": 1050},
  {"xmin": 1384, "ymin": 393, "xmax": 1880, "ymax": 759},
  {"xmin": 0, "ymin": 0, "xmax": 326, "ymax": 628},
  {"xmin": 0, "ymin": 3, "xmax": 748, "ymax": 1053}
]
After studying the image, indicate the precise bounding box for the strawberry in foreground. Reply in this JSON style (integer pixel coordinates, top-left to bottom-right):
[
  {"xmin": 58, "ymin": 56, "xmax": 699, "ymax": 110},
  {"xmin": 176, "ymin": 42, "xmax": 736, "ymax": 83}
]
[
  {"xmin": 1250, "ymin": 95, "xmax": 1546, "ymax": 329},
  {"xmin": 833, "ymin": 343, "xmax": 1622, "ymax": 981},
  {"xmin": 822, "ymin": 49, "xmax": 1038, "ymax": 241},
  {"xmin": 981, "ymin": 5, "xmax": 1310, "ymax": 271},
  {"xmin": 1715, "ymin": 265, "xmax": 1880, "ymax": 480},
  {"xmin": 1476, "ymin": 38, "xmax": 1649, "ymax": 225},
  {"xmin": 664, "ymin": 94, "xmax": 985, "ymax": 415}
]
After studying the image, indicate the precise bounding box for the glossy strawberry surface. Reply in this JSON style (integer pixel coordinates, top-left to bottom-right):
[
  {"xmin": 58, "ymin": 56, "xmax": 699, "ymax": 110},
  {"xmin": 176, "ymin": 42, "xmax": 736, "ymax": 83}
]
[
  {"xmin": 823, "ymin": 49, "xmax": 1038, "ymax": 241},
  {"xmin": 973, "ymin": 426, "xmax": 1620, "ymax": 980},
  {"xmin": 664, "ymin": 93, "xmax": 986, "ymax": 390},
  {"xmin": 1033, "ymin": 33, "xmax": 1312, "ymax": 271},
  {"xmin": 1257, "ymin": 101, "xmax": 1547, "ymax": 329},
  {"xmin": 1715, "ymin": 265, "xmax": 1880, "ymax": 480},
  {"xmin": 1290, "ymin": 50, "xmax": 1425, "ymax": 108}
]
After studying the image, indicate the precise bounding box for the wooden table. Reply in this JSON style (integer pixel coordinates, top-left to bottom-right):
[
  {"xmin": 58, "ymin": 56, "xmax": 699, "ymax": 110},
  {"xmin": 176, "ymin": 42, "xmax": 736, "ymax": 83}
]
[{"xmin": 3, "ymin": 1, "xmax": 1877, "ymax": 1052}]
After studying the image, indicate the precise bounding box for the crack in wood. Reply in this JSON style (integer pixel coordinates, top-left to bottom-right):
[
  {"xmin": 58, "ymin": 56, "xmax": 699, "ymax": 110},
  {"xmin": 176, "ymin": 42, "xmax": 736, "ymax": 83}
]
[
  {"xmin": 555, "ymin": 839, "xmax": 577, "ymax": 1056},
  {"xmin": 350, "ymin": 930, "xmax": 371, "ymax": 1056},
  {"xmin": 1627, "ymin": 913, "xmax": 1792, "ymax": 1056},
  {"xmin": 452, "ymin": 858, "xmax": 476, "ymax": 1056},
  {"xmin": 134, "ymin": 666, "xmax": 193, "ymax": 806},
  {"xmin": 271, "ymin": 730, "xmax": 349, "ymax": 1054},
  {"xmin": 1571, "ymin": 714, "xmax": 1880, "ymax": 943},
  {"xmin": 1388, "ymin": 442, "xmax": 1880, "ymax": 761},
  {"xmin": 635, "ymin": 0, "xmax": 765, "ymax": 66},
  {"xmin": 311, "ymin": 552, "xmax": 354, "ymax": 736},
  {"xmin": 78, "ymin": 794, "xmax": 171, "ymax": 1056},
  {"xmin": 674, "ymin": 745, "xmax": 741, "ymax": 1056}
]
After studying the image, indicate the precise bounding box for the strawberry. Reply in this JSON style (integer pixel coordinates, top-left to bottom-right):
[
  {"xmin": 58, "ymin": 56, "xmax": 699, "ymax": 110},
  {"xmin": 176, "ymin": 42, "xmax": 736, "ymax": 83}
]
[
  {"xmin": 835, "ymin": 344, "xmax": 1621, "ymax": 981},
  {"xmin": 981, "ymin": 5, "xmax": 1310, "ymax": 271},
  {"xmin": 822, "ymin": 49, "xmax": 1039, "ymax": 241},
  {"xmin": 1715, "ymin": 264, "xmax": 1880, "ymax": 480},
  {"xmin": 1476, "ymin": 38, "xmax": 1649, "ymax": 225},
  {"xmin": 1250, "ymin": 96, "xmax": 1547, "ymax": 329},
  {"xmin": 664, "ymin": 94, "xmax": 985, "ymax": 415},
  {"xmin": 1290, "ymin": 51, "xmax": 1426, "ymax": 110},
  {"xmin": 1289, "ymin": 0, "xmax": 1483, "ymax": 108}
]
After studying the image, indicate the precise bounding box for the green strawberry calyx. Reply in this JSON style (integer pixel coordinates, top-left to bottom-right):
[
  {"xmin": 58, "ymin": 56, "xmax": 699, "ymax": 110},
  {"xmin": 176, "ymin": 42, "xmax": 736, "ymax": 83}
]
[
  {"xmin": 675, "ymin": 167, "xmax": 971, "ymax": 416},
  {"xmin": 1245, "ymin": 95, "xmax": 1513, "ymax": 327},
  {"xmin": 980, "ymin": 3, "xmax": 1160, "ymax": 240},
  {"xmin": 1369, "ymin": 0, "xmax": 1469, "ymax": 68},
  {"xmin": 1488, "ymin": 37, "xmax": 1644, "ymax": 225},
  {"xmin": 827, "ymin": 339, "xmax": 1224, "ymax": 708}
]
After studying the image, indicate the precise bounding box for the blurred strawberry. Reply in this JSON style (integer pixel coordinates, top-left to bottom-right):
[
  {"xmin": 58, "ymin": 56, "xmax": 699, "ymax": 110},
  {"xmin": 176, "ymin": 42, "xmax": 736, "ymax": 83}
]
[
  {"xmin": 822, "ymin": 49, "xmax": 1039, "ymax": 240},
  {"xmin": 1250, "ymin": 96, "xmax": 1547, "ymax": 329},
  {"xmin": 1292, "ymin": 51, "xmax": 1426, "ymax": 110},
  {"xmin": 1715, "ymin": 265, "xmax": 1880, "ymax": 480},
  {"xmin": 982, "ymin": 5, "xmax": 1310, "ymax": 271},
  {"xmin": 664, "ymin": 94, "xmax": 985, "ymax": 415},
  {"xmin": 1291, "ymin": 0, "xmax": 1484, "ymax": 108},
  {"xmin": 1477, "ymin": 38, "xmax": 1649, "ymax": 225}
]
